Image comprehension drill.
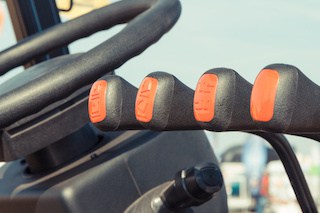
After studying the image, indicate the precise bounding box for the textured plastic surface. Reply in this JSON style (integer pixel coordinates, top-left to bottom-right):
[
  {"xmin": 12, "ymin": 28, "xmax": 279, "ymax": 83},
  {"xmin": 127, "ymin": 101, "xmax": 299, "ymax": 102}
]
[
  {"xmin": 194, "ymin": 68, "xmax": 256, "ymax": 131},
  {"xmin": 91, "ymin": 75, "xmax": 142, "ymax": 131},
  {"xmin": 251, "ymin": 64, "xmax": 320, "ymax": 133},
  {"xmin": 136, "ymin": 72, "xmax": 201, "ymax": 130},
  {"xmin": 0, "ymin": 130, "xmax": 228, "ymax": 213},
  {"xmin": 0, "ymin": 54, "xmax": 92, "ymax": 161}
]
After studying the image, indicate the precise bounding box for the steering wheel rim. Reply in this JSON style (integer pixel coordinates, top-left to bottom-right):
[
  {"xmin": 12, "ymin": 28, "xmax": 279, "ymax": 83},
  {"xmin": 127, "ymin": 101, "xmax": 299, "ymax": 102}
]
[{"xmin": 0, "ymin": 0, "xmax": 181, "ymax": 128}]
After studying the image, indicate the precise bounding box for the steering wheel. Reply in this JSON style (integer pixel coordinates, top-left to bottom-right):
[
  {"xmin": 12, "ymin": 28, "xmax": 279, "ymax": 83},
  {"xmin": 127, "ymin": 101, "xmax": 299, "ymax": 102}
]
[{"xmin": 0, "ymin": 0, "xmax": 181, "ymax": 161}]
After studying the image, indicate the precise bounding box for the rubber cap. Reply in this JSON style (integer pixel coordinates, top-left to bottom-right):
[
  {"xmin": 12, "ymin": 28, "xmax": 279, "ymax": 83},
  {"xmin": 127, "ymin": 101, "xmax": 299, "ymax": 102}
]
[
  {"xmin": 200, "ymin": 167, "xmax": 221, "ymax": 187},
  {"xmin": 194, "ymin": 74, "xmax": 219, "ymax": 122},
  {"xmin": 135, "ymin": 77, "xmax": 158, "ymax": 122},
  {"xmin": 88, "ymin": 80, "xmax": 108, "ymax": 123},
  {"xmin": 251, "ymin": 69, "xmax": 279, "ymax": 122}
]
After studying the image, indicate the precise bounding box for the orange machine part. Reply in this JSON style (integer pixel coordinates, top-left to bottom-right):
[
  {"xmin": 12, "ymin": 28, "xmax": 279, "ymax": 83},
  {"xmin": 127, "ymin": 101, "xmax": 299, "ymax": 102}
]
[
  {"xmin": 250, "ymin": 69, "xmax": 279, "ymax": 122},
  {"xmin": 0, "ymin": 6, "xmax": 4, "ymax": 33},
  {"xmin": 193, "ymin": 74, "xmax": 219, "ymax": 122},
  {"xmin": 88, "ymin": 80, "xmax": 108, "ymax": 123},
  {"xmin": 135, "ymin": 77, "xmax": 158, "ymax": 123}
]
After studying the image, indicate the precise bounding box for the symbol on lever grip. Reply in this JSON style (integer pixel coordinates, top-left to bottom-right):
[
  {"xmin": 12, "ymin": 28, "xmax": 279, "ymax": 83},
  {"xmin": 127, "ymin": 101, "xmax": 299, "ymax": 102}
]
[
  {"xmin": 89, "ymin": 80, "xmax": 107, "ymax": 123},
  {"xmin": 135, "ymin": 77, "xmax": 158, "ymax": 122},
  {"xmin": 194, "ymin": 74, "xmax": 218, "ymax": 122}
]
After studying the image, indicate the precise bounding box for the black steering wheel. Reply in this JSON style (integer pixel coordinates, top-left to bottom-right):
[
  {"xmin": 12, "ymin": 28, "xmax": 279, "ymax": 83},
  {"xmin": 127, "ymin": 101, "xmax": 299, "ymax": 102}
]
[{"xmin": 0, "ymin": 0, "xmax": 181, "ymax": 161}]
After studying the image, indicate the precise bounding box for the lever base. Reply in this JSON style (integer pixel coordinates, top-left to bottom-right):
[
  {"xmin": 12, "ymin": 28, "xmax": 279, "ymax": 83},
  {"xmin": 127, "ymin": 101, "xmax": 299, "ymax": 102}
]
[
  {"xmin": 25, "ymin": 124, "xmax": 99, "ymax": 174},
  {"xmin": 0, "ymin": 130, "xmax": 227, "ymax": 213}
]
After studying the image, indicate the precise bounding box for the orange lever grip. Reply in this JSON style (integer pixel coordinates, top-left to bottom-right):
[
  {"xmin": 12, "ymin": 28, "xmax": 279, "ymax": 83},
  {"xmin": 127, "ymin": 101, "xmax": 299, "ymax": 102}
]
[
  {"xmin": 135, "ymin": 77, "xmax": 158, "ymax": 123},
  {"xmin": 88, "ymin": 80, "xmax": 108, "ymax": 123},
  {"xmin": 194, "ymin": 74, "xmax": 218, "ymax": 122},
  {"xmin": 251, "ymin": 69, "xmax": 279, "ymax": 122}
]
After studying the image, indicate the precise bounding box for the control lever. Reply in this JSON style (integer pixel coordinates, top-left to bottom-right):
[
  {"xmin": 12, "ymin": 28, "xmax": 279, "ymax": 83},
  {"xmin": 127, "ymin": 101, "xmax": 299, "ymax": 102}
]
[
  {"xmin": 124, "ymin": 163, "xmax": 223, "ymax": 213},
  {"xmin": 135, "ymin": 72, "xmax": 201, "ymax": 130},
  {"xmin": 88, "ymin": 75, "xmax": 141, "ymax": 131},
  {"xmin": 194, "ymin": 68, "xmax": 255, "ymax": 131},
  {"xmin": 251, "ymin": 63, "xmax": 320, "ymax": 133}
]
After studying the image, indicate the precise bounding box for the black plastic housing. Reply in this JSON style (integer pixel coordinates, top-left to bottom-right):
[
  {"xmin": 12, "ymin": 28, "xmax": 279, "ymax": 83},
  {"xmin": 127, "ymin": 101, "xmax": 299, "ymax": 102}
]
[
  {"xmin": 0, "ymin": 54, "xmax": 91, "ymax": 161},
  {"xmin": 0, "ymin": 130, "xmax": 228, "ymax": 213}
]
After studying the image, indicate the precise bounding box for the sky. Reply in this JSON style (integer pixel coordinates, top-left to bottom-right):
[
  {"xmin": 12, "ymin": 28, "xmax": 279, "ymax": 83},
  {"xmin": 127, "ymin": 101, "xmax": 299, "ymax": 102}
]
[
  {"xmin": 1, "ymin": 1, "xmax": 320, "ymax": 156},
  {"xmin": 116, "ymin": 0, "xmax": 320, "ymax": 87}
]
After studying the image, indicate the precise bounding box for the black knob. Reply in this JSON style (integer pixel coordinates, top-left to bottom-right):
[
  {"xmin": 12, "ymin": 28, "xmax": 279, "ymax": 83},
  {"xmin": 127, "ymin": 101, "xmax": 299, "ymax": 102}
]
[{"xmin": 161, "ymin": 163, "xmax": 223, "ymax": 210}]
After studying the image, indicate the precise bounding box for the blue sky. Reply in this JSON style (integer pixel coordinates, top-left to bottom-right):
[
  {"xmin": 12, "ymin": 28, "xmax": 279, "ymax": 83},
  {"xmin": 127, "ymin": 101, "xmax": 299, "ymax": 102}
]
[{"xmin": 114, "ymin": 0, "xmax": 320, "ymax": 87}]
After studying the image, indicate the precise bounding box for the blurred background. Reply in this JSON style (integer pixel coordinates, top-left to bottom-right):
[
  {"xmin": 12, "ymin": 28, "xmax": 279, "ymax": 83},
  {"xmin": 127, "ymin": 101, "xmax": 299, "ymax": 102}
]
[{"xmin": 1, "ymin": 0, "xmax": 320, "ymax": 212}]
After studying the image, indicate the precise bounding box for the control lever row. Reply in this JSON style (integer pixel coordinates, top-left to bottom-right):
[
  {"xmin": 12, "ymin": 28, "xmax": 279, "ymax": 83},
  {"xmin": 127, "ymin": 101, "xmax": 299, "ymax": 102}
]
[{"xmin": 88, "ymin": 65, "xmax": 318, "ymax": 213}]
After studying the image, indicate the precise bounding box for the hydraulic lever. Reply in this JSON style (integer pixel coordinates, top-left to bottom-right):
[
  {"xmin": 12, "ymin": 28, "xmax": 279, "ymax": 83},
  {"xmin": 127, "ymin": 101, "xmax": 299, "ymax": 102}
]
[
  {"xmin": 251, "ymin": 63, "xmax": 320, "ymax": 134},
  {"xmin": 135, "ymin": 72, "xmax": 200, "ymax": 130},
  {"xmin": 194, "ymin": 68, "xmax": 255, "ymax": 131},
  {"xmin": 88, "ymin": 75, "xmax": 141, "ymax": 131}
]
